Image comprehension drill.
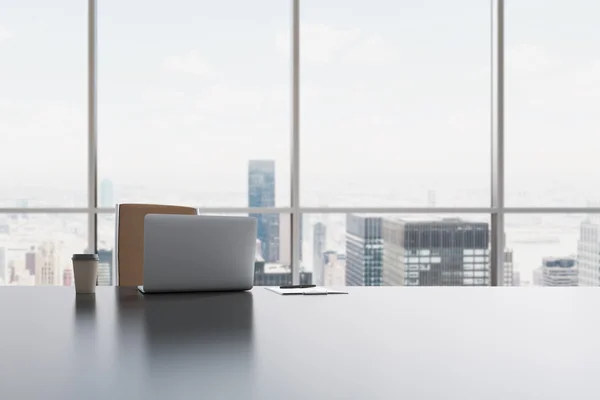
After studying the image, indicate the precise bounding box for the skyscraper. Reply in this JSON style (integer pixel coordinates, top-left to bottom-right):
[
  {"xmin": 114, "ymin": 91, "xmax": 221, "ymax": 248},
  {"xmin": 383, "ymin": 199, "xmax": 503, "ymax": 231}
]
[
  {"xmin": 35, "ymin": 242, "xmax": 62, "ymax": 286},
  {"xmin": 100, "ymin": 179, "xmax": 114, "ymax": 208},
  {"xmin": 382, "ymin": 218, "xmax": 405, "ymax": 285},
  {"xmin": 25, "ymin": 246, "xmax": 36, "ymax": 276},
  {"xmin": 541, "ymin": 257, "xmax": 578, "ymax": 286},
  {"xmin": 383, "ymin": 218, "xmax": 490, "ymax": 286},
  {"xmin": 502, "ymin": 233, "xmax": 518, "ymax": 286},
  {"xmin": 346, "ymin": 214, "xmax": 383, "ymax": 286},
  {"xmin": 248, "ymin": 160, "xmax": 278, "ymax": 262},
  {"xmin": 97, "ymin": 249, "xmax": 113, "ymax": 286},
  {"xmin": 312, "ymin": 222, "xmax": 327, "ymax": 286},
  {"xmin": 504, "ymin": 248, "xmax": 515, "ymax": 286},
  {"xmin": 577, "ymin": 216, "xmax": 600, "ymax": 286}
]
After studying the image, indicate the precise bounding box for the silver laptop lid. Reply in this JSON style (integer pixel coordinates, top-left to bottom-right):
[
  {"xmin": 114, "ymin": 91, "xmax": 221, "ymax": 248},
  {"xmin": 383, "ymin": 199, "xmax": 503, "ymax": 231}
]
[{"xmin": 142, "ymin": 214, "xmax": 257, "ymax": 293}]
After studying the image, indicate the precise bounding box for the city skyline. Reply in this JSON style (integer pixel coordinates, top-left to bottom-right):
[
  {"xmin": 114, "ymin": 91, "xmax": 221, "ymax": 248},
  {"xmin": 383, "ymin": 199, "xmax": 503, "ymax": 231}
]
[
  {"xmin": 0, "ymin": 154, "xmax": 598, "ymax": 289},
  {"xmin": 0, "ymin": 198, "xmax": 598, "ymax": 288}
]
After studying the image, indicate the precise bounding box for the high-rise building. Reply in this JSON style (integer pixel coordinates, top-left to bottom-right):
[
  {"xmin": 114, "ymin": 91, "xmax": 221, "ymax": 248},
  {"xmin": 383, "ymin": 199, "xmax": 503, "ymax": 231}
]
[
  {"xmin": 502, "ymin": 233, "xmax": 518, "ymax": 286},
  {"xmin": 383, "ymin": 218, "xmax": 490, "ymax": 286},
  {"xmin": 312, "ymin": 222, "xmax": 327, "ymax": 286},
  {"xmin": 541, "ymin": 257, "xmax": 578, "ymax": 287},
  {"xmin": 97, "ymin": 249, "xmax": 113, "ymax": 286},
  {"xmin": 323, "ymin": 251, "xmax": 346, "ymax": 286},
  {"xmin": 504, "ymin": 248, "xmax": 515, "ymax": 286},
  {"xmin": 253, "ymin": 260, "xmax": 312, "ymax": 286},
  {"xmin": 248, "ymin": 160, "xmax": 278, "ymax": 262},
  {"xmin": 577, "ymin": 216, "xmax": 600, "ymax": 286},
  {"xmin": 100, "ymin": 179, "xmax": 114, "ymax": 208},
  {"xmin": 25, "ymin": 246, "xmax": 36, "ymax": 276},
  {"xmin": 382, "ymin": 218, "xmax": 405, "ymax": 286},
  {"xmin": 346, "ymin": 214, "xmax": 383, "ymax": 286},
  {"xmin": 35, "ymin": 242, "xmax": 62, "ymax": 286}
]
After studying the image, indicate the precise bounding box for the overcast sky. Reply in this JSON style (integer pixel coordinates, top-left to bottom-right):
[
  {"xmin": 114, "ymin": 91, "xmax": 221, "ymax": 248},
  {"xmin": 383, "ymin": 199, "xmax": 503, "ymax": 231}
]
[{"xmin": 0, "ymin": 0, "xmax": 599, "ymax": 207}]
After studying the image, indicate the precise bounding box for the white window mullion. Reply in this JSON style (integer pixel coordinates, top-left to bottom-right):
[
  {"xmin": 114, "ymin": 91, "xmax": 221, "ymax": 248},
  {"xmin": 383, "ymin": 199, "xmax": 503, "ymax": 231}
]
[
  {"xmin": 87, "ymin": 0, "xmax": 98, "ymax": 254},
  {"xmin": 491, "ymin": 0, "xmax": 505, "ymax": 286},
  {"xmin": 291, "ymin": 0, "xmax": 301, "ymax": 284}
]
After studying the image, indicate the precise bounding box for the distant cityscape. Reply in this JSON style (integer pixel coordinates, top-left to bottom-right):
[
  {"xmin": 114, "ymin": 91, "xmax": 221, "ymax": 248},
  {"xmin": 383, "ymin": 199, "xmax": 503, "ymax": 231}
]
[{"xmin": 0, "ymin": 159, "xmax": 598, "ymax": 287}]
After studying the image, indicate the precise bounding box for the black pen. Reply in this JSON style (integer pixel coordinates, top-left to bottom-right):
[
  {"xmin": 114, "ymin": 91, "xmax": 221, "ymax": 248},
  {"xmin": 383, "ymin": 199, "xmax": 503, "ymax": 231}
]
[{"xmin": 280, "ymin": 284, "xmax": 316, "ymax": 289}]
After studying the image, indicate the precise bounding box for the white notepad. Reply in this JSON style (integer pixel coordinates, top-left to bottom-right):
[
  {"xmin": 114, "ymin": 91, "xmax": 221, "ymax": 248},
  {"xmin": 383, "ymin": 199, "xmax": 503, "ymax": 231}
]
[{"xmin": 265, "ymin": 287, "xmax": 348, "ymax": 295}]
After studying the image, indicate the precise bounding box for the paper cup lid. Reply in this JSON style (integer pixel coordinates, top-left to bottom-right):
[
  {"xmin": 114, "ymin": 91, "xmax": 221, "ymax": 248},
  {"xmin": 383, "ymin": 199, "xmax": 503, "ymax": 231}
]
[{"xmin": 72, "ymin": 254, "xmax": 99, "ymax": 261}]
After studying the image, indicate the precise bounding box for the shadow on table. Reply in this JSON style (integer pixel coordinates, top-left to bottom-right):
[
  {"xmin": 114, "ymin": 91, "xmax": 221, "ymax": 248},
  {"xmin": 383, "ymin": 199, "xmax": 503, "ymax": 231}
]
[
  {"xmin": 142, "ymin": 290, "xmax": 254, "ymax": 348},
  {"xmin": 72, "ymin": 295, "xmax": 97, "ymax": 334},
  {"xmin": 68, "ymin": 289, "xmax": 256, "ymax": 398},
  {"xmin": 73, "ymin": 294, "xmax": 96, "ymax": 313},
  {"xmin": 141, "ymin": 291, "xmax": 256, "ymax": 397}
]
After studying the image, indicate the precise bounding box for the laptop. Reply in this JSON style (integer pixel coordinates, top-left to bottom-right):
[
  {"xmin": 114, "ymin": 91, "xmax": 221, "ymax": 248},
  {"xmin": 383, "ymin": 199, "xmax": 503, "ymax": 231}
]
[{"xmin": 138, "ymin": 214, "xmax": 257, "ymax": 294}]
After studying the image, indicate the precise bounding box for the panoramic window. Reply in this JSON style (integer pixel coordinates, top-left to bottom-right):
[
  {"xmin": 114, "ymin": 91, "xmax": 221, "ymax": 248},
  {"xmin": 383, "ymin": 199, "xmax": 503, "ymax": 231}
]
[{"xmin": 0, "ymin": 0, "xmax": 596, "ymax": 288}]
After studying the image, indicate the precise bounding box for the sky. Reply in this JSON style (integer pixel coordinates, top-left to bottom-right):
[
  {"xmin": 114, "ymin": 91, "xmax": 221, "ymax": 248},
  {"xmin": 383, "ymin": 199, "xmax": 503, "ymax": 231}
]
[{"xmin": 0, "ymin": 0, "xmax": 599, "ymax": 207}]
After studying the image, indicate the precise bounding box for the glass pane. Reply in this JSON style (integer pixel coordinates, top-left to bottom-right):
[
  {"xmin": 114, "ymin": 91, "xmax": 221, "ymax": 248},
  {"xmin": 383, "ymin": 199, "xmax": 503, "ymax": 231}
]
[
  {"xmin": 505, "ymin": 214, "xmax": 583, "ymax": 286},
  {"xmin": 0, "ymin": 1, "xmax": 87, "ymax": 206},
  {"xmin": 300, "ymin": 0, "xmax": 490, "ymax": 207},
  {"xmin": 99, "ymin": 212, "xmax": 292, "ymax": 286},
  {"xmin": 506, "ymin": 1, "xmax": 600, "ymax": 206},
  {"xmin": 0, "ymin": 214, "xmax": 87, "ymax": 286},
  {"xmin": 302, "ymin": 214, "xmax": 490, "ymax": 286},
  {"xmin": 98, "ymin": 0, "xmax": 290, "ymax": 207}
]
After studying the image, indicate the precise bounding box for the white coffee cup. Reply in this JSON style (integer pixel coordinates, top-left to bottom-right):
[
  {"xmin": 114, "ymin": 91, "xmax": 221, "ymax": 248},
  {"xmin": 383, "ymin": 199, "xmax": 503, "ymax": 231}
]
[{"xmin": 72, "ymin": 254, "xmax": 99, "ymax": 294}]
